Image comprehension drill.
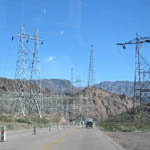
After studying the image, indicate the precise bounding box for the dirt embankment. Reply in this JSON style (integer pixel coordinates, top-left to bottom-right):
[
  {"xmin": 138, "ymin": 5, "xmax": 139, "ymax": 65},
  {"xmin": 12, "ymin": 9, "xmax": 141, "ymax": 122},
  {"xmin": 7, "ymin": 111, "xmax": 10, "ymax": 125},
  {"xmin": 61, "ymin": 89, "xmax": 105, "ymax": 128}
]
[{"xmin": 104, "ymin": 131, "xmax": 150, "ymax": 150}]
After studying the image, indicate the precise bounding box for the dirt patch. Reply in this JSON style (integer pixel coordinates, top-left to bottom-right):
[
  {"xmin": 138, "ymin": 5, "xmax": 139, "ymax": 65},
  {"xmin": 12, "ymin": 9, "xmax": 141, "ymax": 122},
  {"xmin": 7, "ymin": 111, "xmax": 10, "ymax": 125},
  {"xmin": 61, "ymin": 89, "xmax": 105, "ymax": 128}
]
[{"xmin": 104, "ymin": 131, "xmax": 150, "ymax": 150}]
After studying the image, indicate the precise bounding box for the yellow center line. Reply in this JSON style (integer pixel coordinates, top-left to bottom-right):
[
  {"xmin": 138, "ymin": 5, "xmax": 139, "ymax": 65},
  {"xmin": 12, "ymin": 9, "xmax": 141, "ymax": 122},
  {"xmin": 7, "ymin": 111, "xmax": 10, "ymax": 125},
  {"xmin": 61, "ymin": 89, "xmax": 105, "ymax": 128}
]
[{"xmin": 42, "ymin": 129, "xmax": 79, "ymax": 150}]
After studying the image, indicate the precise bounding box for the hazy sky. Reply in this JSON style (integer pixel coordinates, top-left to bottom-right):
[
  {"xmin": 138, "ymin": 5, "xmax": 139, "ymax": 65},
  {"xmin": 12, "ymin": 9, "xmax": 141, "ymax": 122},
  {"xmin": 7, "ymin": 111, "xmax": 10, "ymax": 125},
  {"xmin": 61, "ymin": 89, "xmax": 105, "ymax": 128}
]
[{"xmin": 0, "ymin": 0, "xmax": 150, "ymax": 86}]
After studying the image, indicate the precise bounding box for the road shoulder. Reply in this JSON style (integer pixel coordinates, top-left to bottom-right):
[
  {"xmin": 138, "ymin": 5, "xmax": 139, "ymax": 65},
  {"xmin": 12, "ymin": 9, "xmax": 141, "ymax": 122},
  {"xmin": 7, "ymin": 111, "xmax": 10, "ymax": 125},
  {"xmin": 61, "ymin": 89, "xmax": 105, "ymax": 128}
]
[
  {"xmin": 102, "ymin": 130, "xmax": 150, "ymax": 150},
  {"xmin": 96, "ymin": 128, "xmax": 124, "ymax": 150}
]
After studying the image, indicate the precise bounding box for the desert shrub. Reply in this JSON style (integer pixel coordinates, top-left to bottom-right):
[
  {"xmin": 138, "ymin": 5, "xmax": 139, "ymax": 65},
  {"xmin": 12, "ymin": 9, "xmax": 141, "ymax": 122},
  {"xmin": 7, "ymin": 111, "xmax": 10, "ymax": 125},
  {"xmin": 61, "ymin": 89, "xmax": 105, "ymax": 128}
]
[
  {"xmin": 99, "ymin": 120, "xmax": 136, "ymax": 132},
  {"xmin": 33, "ymin": 117, "xmax": 50, "ymax": 124},
  {"xmin": 16, "ymin": 117, "xmax": 32, "ymax": 124},
  {"xmin": 0, "ymin": 114, "xmax": 14, "ymax": 122},
  {"xmin": 6, "ymin": 123, "xmax": 15, "ymax": 130},
  {"xmin": 116, "ymin": 125, "xmax": 136, "ymax": 132}
]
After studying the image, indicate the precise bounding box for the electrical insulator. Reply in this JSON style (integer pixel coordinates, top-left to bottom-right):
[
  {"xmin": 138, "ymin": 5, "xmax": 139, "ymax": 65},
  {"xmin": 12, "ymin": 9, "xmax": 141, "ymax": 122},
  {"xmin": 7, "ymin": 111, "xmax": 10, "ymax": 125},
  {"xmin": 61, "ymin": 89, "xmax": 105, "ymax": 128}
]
[{"xmin": 123, "ymin": 44, "xmax": 126, "ymax": 49}]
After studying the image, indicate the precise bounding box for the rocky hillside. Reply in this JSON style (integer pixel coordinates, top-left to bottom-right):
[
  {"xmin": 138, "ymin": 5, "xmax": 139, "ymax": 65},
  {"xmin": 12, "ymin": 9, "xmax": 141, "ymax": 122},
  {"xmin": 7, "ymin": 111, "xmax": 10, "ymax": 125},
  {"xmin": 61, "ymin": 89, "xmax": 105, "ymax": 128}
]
[
  {"xmin": 0, "ymin": 77, "xmax": 78, "ymax": 95},
  {"xmin": 0, "ymin": 77, "xmax": 135, "ymax": 97},
  {"xmin": 80, "ymin": 87, "xmax": 133, "ymax": 119},
  {"xmin": 0, "ymin": 77, "xmax": 52, "ymax": 96},
  {"xmin": 96, "ymin": 81, "xmax": 134, "ymax": 97},
  {"xmin": 0, "ymin": 76, "xmax": 134, "ymax": 98},
  {"xmin": 0, "ymin": 77, "xmax": 133, "ymax": 119}
]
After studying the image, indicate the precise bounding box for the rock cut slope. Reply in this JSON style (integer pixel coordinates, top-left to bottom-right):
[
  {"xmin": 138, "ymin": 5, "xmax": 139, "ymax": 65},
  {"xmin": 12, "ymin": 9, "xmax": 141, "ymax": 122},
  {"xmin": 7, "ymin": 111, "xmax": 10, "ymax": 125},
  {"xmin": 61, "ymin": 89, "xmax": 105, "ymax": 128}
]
[{"xmin": 81, "ymin": 87, "xmax": 133, "ymax": 119}]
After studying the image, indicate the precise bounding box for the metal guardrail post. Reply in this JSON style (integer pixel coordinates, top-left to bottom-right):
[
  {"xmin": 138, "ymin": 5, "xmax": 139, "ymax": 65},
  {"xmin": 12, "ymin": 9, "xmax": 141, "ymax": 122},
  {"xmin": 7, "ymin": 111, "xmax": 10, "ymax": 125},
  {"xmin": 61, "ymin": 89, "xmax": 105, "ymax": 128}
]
[
  {"xmin": 49, "ymin": 125, "xmax": 51, "ymax": 131},
  {"xmin": 57, "ymin": 123, "xmax": 59, "ymax": 130},
  {"xmin": 33, "ymin": 125, "xmax": 36, "ymax": 135}
]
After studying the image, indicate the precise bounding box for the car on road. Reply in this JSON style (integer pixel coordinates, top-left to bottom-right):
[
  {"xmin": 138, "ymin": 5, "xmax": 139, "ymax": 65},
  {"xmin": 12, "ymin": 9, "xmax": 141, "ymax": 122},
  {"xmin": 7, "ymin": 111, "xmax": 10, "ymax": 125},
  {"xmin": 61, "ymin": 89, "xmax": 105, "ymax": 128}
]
[{"xmin": 85, "ymin": 118, "xmax": 93, "ymax": 128}]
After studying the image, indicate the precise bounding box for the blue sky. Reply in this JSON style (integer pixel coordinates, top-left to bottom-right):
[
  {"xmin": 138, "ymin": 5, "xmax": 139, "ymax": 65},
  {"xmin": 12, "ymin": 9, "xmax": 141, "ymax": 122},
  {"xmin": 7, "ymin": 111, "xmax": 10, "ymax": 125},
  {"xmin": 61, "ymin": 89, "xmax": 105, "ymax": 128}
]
[{"xmin": 0, "ymin": 0, "xmax": 150, "ymax": 86}]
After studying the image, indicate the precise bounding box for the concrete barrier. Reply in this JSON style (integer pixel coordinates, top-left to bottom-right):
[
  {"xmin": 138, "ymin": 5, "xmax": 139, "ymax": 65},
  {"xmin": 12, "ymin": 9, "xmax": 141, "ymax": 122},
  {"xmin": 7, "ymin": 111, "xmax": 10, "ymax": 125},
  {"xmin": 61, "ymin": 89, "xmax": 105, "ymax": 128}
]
[{"xmin": 0, "ymin": 126, "xmax": 6, "ymax": 142}]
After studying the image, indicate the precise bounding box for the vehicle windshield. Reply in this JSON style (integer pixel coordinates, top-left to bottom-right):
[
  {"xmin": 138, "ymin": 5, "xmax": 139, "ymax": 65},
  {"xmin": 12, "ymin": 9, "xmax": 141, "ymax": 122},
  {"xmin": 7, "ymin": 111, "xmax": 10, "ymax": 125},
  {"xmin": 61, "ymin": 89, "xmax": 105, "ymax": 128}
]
[{"xmin": 0, "ymin": 1, "xmax": 150, "ymax": 150}]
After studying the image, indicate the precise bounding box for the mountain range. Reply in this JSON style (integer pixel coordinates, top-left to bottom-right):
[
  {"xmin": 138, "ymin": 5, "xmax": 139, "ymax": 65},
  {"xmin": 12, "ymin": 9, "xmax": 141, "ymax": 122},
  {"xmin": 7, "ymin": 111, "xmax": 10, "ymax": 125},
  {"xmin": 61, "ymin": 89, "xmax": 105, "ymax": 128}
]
[
  {"xmin": 0, "ymin": 77, "xmax": 134, "ymax": 118},
  {"xmin": 96, "ymin": 81, "xmax": 134, "ymax": 97},
  {"xmin": 0, "ymin": 77, "xmax": 134, "ymax": 97},
  {"xmin": 41, "ymin": 80, "xmax": 134, "ymax": 97}
]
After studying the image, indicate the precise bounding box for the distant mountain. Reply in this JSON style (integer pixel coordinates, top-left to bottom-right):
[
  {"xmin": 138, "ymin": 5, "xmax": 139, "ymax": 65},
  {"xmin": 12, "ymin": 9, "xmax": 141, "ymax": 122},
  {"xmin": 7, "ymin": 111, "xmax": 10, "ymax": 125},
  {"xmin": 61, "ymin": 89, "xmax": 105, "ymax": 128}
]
[
  {"xmin": 96, "ymin": 81, "xmax": 134, "ymax": 97},
  {"xmin": 42, "ymin": 80, "xmax": 135, "ymax": 97},
  {"xmin": 0, "ymin": 77, "xmax": 135, "ymax": 97},
  {"xmin": 41, "ymin": 79, "xmax": 77, "ymax": 94}
]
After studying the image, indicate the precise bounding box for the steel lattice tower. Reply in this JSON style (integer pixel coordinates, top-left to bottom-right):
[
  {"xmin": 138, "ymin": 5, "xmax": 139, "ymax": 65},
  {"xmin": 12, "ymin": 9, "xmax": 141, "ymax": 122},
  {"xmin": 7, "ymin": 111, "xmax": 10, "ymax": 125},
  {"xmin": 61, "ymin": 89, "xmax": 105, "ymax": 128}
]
[
  {"xmin": 75, "ymin": 76, "xmax": 82, "ymax": 120},
  {"xmin": 14, "ymin": 25, "xmax": 28, "ymax": 116},
  {"xmin": 117, "ymin": 33, "xmax": 150, "ymax": 126},
  {"xmin": 88, "ymin": 45, "xmax": 95, "ymax": 87},
  {"xmin": 87, "ymin": 45, "xmax": 99, "ymax": 119},
  {"xmin": 13, "ymin": 25, "xmax": 43, "ymax": 118}
]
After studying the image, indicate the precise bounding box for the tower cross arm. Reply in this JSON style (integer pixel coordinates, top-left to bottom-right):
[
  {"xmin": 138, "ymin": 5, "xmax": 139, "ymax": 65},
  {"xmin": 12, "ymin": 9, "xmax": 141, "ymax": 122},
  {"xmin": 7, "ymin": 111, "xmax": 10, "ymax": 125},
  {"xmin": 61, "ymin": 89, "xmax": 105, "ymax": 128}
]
[
  {"xmin": 16, "ymin": 34, "xmax": 43, "ymax": 41},
  {"xmin": 117, "ymin": 36, "xmax": 150, "ymax": 49},
  {"xmin": 117, "ymin": 40, "xmax": 150, "ymax": 46},
  {"xmin": 117, "ymin": 36, "xmax": 150, "ymax": 46}
]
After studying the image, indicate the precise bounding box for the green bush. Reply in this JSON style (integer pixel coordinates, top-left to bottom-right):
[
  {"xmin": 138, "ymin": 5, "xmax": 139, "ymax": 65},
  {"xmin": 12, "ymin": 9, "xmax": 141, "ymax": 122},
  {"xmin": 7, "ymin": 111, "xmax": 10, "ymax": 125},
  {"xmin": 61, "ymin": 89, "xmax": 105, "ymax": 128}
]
[
  {"xmin": 116, "ymin": 125, "xmax": 136, "ymax": 132},
  {"xmin": 99, "ymin": 120, "xmax": 136, "ymax": 132},
  {"xmin": 6, "ymin": 123, "xmax": 15, "ymax": 130},
  {"xmin": 16, "ymin": 116, "xmax": 50, "ymax": 125},
  {"xmin": 0, "ymin": 114, "xmax": 14, "ymax": 122},
  {"xmin": 16, "ymin": 117, "xmax": 32, "ymax": 124},
  {"xmin": 31, "ymin": 116, "xmax": 50, "ymax": 124}
]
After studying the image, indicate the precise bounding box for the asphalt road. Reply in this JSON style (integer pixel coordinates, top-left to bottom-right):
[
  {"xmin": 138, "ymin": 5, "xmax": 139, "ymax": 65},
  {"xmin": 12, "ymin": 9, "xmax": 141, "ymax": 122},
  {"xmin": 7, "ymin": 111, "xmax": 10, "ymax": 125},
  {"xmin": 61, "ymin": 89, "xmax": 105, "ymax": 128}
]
[{"xmin": 0, "ymin": 126, "xmax": 123, "ymax": 150}]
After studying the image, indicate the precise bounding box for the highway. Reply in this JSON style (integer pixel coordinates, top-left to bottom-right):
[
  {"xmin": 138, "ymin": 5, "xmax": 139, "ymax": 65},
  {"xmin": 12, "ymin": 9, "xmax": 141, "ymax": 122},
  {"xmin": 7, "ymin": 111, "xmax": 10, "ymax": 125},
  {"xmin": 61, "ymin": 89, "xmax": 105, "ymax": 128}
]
[{"xmin": 0, "ymin": 126, "xmax": 123, "ymax": 150}]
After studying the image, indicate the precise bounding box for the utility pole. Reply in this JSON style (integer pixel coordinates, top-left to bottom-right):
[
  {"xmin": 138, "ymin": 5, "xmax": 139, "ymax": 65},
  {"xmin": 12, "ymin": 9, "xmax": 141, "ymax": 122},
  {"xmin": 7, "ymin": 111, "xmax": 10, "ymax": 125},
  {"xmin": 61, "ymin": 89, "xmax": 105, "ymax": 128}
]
[
  {"xmin": 88, "ymin": 45, "xmax": 95, "ymax": 87},
  {"xmin": 117, "ymin": 33, "xmax": 150, "ymax": 126},
  {"xmin": 13, "ymin": 25, "xmax": 43, "ymax": 118}
]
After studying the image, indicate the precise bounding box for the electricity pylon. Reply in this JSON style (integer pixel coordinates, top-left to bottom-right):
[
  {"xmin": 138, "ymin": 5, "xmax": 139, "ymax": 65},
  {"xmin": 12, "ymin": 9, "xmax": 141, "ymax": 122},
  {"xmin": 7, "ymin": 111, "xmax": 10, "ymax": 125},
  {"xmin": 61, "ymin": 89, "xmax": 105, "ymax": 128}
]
[
  {"xmin": 88, "ymin": 45, "xmax": 95, "ymax": 87},
  {"xmin": 117, "ymin": 33, "xmax": 150, "ymax": 126},
  {"xmin": 13, "ymin": 25, "xmax": 43, "ymax": 118}
]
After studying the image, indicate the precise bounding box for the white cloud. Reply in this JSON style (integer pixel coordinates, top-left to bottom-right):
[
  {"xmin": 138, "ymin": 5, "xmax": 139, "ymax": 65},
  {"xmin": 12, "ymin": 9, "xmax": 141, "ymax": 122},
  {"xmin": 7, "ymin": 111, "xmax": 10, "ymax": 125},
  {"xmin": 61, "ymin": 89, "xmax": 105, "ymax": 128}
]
[
  {"xmin": 47, "ymin": 56, "xmax": 55, "ymax": 62},
  {"xmin": 60, "ymin": 30, "xmax": 65, "ymax": 35},
  {"xmin": 42, "ymin": 8, "xmax": 47, "ymax": 16}
]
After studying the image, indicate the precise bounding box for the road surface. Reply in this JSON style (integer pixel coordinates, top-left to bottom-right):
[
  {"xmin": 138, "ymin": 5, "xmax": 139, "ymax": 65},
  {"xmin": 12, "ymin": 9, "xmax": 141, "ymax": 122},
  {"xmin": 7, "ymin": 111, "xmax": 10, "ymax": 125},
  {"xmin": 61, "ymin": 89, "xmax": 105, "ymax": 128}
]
[{"xmin": 0, "ymin": 126, "xmax": 123, "ymax": 150}]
